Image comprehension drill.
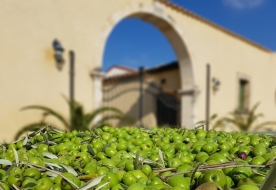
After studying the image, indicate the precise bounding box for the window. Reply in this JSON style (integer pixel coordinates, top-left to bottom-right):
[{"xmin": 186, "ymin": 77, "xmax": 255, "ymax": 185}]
[{"xmin": 238, "ymin": 79, "xmax": 249, "ymax": 112}]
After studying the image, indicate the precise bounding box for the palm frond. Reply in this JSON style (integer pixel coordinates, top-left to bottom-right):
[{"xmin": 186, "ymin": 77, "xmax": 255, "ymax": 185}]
[
  {"xmin": 71, "ymin": 104, "xmax": 86, "ymax": 131},
  {"xmin": 246, "ymin": 102, "xmax": 259, "ymax": 122},
  {"xmin": 92, "ymin": 122, "xmax": 111, "ymax": 129},
  {"xmin": 247, "ymin": 113, "xmax": 263, "ymax": 129},
  {"xmin": 214, "ymin": 102, "xmax": 275, "ymax": 132},
  {"xmin": 14, "ymin": 122, "xmax": 49, "ymax": 140},
  {"xmin": 233, "ymin": 112, "xmax": 245, "ymax": 127},
  {"xmin": 84, "ymin": 107, "xmax": 124, "ymax": 126},
  {"xmin": 220, "ymin": 117, "xmax": 239, "ymax": 126},
  {"xmin": 61, "ymin": 94, "xmax": 83, "ymax": 129},
  {"xmin": 194, "ymin": 120, "xmax": 205, "ymax": 125},
  {"xmin": 251, "ymin": 102, "xmax": 261, "ymax": 113},
  {"xmin": 21, "ymin": 105, "xmax": 70, "ymax": 129},
  {"xmin": 119, "ymin": 115, "xmax": 135, "ymax": 125},
  {"xmin": 210, "ymin": 114, "xmax": 218, "ymax": 121},
  {"xmin": 19, "ymin": 97, "xmax": 130, "ymax": 134},
  {"xmin": 91, "ymin": 114, "xmax": 132, "ymax": 129},
  {"xmin": 213, "ymin": 119, "xmax": 227, "ymax": 129},
  {"xmin": 253, "ymin": 121, "xmax": 276, "ymax": 131}
]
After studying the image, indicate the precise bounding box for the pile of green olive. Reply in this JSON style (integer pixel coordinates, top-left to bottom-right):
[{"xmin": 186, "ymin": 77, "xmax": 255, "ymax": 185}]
[{"xmin": 0, "ymin": 126, "xmax": 275, "ymax": 190}]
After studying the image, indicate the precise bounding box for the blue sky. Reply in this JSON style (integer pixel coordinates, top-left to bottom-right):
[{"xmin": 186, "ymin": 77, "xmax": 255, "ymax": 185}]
[{"xmin": 103, "ymin": 0, "xmax": 276, "ymax": 71}]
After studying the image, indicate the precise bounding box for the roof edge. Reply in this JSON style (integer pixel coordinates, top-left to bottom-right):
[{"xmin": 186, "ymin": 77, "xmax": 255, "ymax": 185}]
[
  {"xmin": 105, "ymin": 65, "xmax": 137, "ymax": 73},
  {"xmin": 103, "ymin": 61, "xmax": 179, "ymax": 85},
  {"xmin": 157, "ymin": 0, "xmax": 272, "ymax": 53}
]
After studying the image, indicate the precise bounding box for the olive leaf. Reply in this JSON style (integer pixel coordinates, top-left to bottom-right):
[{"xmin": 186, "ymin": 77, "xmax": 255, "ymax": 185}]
[
  {"xmin": 95, "ymin": 182, "xmax": 110, "ymax": 190},
  {"xmin": 134, "ymin": 151, "xmax": 142, "ymax": 170},
  {"xmin": 12, "ymin": 148, "xmax": 19, "ymax": 166},
  {"xmin": 78, "ymin": 175, "xmax": 106, "ymax": 190},
  {"xmin": 22, "ymin": 182, "xmax": 37, "ymax": 188},
  {"xmin": 194, "ymin": 124, "xmax": 204, "ymax": 130},
  {"xmin": 0, "ymin": 145, "xmax": 6, "ymax": 153},
  {"xmin": 101, "ymin": 143, "xmax": 111, "ymax": 152},
  {"xmin": 81, "ymin": 139, "xmax": 93, "ymax": 145},
  {"xmin": 76, "ymin": 133, "xmax": 90, "ymax": 138},
  {"xmin": 44, "ymin": 171, "xmax": 59, "ymax": 178},
  {"xmin": 51, "ymin": 128, "xmax": 65, "ymax": 134},
  {"xmin": 260, "ymin": 162, "xmax": 276, "ymax": 190},
  {"xmin": 23, "ymin": 136, "xmax": 29, "ymax": 146},
  {"xmin": 42, "ymin": 152, "xmax": 58, "ymax": 159},
  {"xmin": 142, "ymin": 129, "xmax": 156, "ymax": 135},
  {"xmin": 41, "ymin": 133, "xmax": 48, "ymax": 142},
  {"xmin": 28, "ymin": 126, "xmax": 48, "ymax": 137},
  {"xmin": 46, "ymin": 141, "xmax": 56, "ymax": 145},
  {"xmin": 59, "ymin": 164, "xmax": 78, "ymax": 176},
  {"xmin": 120, "ymin": 183, "xmax": 128, "ymax": 190},
  {"xmin": 45, "ymin": 162, "xmax": 63, "ymax": 169},
  {"xmin": 129, "ymin": 153, "xmax": 157, "ymax": 165},
  {"xmin": 158, "ymin": 149, "xmax": 165, "ymax": 168},
  {"xmin": 252, "ymin": 168, "xmax": 266, "ymax": 177},
  {"xmin": 12, "ymin": 184, "xmax": 20, "ymax": 190},
  {"xmin": 12, "ymin": 137, "xmax": 24, "ymax": 144},
  {"xmin": 0, "ymin": 183, "xmax": 6, "ymax": 190},
  {"xmin": 0, "ymin": 159, "xmax": 12, "ymax": 165},
  {"xmin": 87, "ymin": 145, "xmax": 95, "ymax": 157}
]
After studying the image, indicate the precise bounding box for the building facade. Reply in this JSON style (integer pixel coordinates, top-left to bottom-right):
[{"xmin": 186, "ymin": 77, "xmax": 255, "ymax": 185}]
[
  {"xmin": 102, "ymin": 62, "xmax": 181, "ymax": 128},
  {"xmin": 1, "ymin": 0, "xmax": 276, "ymax": 141}
]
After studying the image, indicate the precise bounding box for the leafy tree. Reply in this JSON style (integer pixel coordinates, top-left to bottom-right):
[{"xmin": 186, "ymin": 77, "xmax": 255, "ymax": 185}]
[{"xmin": 15, "ymin": 97, "xmax": 134, "ymax": 139}]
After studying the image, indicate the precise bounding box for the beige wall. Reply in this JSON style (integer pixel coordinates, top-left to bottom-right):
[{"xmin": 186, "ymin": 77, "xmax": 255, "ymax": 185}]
[
  {"xmin": 177, "ymin": 14, "xmax": 275, "ymax": 123},
  {"xmin": 148, "ymin": 69, "xmax": 181, "ymax": 90},
  {"xmin": 0, "ymin": 0, "xmax": 275, "ymax": 141}
]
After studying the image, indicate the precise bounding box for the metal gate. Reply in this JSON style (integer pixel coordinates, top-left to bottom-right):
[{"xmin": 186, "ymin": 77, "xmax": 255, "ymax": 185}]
[{"xmin": 102, "ymin": 68, "xmax": 180, "ymax": 128}]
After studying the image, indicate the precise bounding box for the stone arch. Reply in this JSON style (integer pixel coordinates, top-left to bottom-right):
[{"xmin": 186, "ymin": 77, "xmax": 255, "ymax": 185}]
[{"xmin": 93, "ymin": 2, "xmax": 197, "ymax": 128}]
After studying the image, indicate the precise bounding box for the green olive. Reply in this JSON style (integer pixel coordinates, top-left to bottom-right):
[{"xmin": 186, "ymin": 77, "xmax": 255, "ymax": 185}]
[{"xmin": 8, "ymin": 173, "xmax": 23, "ymax": 187}]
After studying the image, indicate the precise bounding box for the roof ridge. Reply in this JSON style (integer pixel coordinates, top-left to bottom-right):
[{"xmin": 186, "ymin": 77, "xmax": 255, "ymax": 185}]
[
  {"xmin": 103, "ymin": 61, "xmax": 178, "ymax": 85},
  {"xmin": 105, "ymin": 65, "xmax": 137, "ymax": 73},
  {"xmin": 157, "ymin": 0, "xmax": 271, "ymax": 52}
]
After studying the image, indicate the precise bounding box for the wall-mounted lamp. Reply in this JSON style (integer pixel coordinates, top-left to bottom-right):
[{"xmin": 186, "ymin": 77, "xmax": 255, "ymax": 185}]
[
  {"xmin": 52, "ymin": 39, "xmax": 75, "ymax": 128},
  {"xmin": 52, "ymin": 39, "xmax": 65, "ymax": 70},
  {"xmin": 212, "ymin": 77, "xmax": 221, "ymax": 92}
]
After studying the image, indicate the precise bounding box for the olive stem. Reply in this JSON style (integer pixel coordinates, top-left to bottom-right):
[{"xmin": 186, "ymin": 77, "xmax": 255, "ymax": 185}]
[
  {"xmin": 154, "ymin": 161, "xmax": 236, "ymax": 173},
  {"xmin": 154, "ymin": 168, "xmax": 176, "ymax": 173},
  {"xmin": 190, "ymin": 162, "xmax": 204, "ymax": 190},
  {"xmin": 161, "ymin": 161, "xmax": 276, "ymax": 180}
]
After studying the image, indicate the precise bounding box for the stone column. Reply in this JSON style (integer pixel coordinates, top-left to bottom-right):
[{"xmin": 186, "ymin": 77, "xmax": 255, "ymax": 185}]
[{"xmin": 178, "ymin": 86, "xmax": 200, "ymax": 128}]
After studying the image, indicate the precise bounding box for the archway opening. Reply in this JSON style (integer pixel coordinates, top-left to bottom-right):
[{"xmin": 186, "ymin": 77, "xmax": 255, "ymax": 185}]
[
  {"xmin": 99, "ymin": 10, "xmax": 195, "ymax": 128},
  {"xmin": 103, "ymin": 18, "xmax": 176, "ymax": 71}
]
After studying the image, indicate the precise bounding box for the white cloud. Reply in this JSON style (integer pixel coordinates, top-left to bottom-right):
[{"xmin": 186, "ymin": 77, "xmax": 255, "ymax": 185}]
[{"xmin": 223, "ymin": 0, "xmax": 264, "ymax": 9}]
